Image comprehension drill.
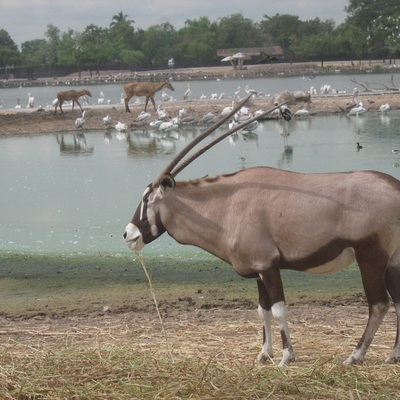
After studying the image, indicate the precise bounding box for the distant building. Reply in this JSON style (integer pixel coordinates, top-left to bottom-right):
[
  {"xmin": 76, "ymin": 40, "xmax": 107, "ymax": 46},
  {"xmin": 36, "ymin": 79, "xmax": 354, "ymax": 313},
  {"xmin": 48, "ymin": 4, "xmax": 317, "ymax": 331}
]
[{"xmin": 217, "ymin": 46, "xmax": 283, "ymax": 67}]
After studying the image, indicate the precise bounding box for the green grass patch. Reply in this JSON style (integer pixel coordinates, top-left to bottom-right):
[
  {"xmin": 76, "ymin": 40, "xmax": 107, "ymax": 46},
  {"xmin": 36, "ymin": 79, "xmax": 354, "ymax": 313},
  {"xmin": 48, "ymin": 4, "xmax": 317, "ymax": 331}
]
[{"xmin": 0, "ymin": 252, "xmax": 364, "ymax": 318}]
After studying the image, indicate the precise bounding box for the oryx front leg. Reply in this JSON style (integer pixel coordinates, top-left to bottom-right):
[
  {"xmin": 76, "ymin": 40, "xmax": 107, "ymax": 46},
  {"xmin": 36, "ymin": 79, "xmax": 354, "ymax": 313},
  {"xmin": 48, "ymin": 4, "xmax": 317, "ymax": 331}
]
[
  {"xmin": 256, "ymin": 279, "xmax": 274, "ymax": 365},
  {"xmin": 259, "ymin": 269, "xmax": 295, "ymax": 366}
]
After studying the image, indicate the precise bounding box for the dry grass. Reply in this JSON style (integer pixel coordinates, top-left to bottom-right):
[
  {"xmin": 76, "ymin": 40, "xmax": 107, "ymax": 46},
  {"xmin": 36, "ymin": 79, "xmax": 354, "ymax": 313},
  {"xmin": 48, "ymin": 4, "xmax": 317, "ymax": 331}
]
[
  {"xmin": 0, "ymin": 253, "xmax": 397, "ymax": 398},
  {"xmin": 0, "ymin": 306, "xmax": 399, "ymax": 399}
]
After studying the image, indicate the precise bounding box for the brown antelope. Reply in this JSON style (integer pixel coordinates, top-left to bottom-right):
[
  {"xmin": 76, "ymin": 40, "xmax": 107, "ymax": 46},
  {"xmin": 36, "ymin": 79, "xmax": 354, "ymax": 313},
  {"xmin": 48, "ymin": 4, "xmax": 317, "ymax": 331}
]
[
  {"xmin": 54, "ymin": 89, "xmax": 92, "ymax": 115},
  {"xmin": 124, "ymin": 96, "xmax": 400, "ymax": 366},
  {"xmin": 123, "ymin": 80, "xmax": 175, "ymax": 113}
]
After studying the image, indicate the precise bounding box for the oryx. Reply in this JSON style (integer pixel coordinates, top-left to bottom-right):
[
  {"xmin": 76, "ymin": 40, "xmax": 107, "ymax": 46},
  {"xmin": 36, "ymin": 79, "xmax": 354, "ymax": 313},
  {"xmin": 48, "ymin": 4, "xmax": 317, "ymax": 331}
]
[{"xmin": 124, "ymin": 96, "xmax": 400, "ymax": 366}]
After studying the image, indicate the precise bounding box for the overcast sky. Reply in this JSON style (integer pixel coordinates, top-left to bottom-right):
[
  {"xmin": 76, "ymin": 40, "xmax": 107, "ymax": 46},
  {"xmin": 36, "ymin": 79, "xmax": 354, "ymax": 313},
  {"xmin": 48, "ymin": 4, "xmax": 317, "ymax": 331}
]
[{"xmin": 2, "ymin": 0, "xmax": 349, "ymax": 47}]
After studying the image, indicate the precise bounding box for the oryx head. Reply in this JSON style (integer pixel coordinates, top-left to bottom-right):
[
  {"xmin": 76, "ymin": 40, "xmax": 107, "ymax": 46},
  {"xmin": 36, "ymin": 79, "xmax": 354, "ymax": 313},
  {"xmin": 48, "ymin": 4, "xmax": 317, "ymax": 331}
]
[
  {"xmin": 123, "ymin": 96, "xmax": 285, "ymax": 251},
  {"xmin": 124, "ymin": 174, "xmax": 175, "ymax": 251}
]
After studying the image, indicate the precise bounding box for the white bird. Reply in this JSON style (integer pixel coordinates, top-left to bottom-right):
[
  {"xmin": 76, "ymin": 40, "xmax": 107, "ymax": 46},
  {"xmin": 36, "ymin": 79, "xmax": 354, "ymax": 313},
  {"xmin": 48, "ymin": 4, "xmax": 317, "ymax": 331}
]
[
  {"xmin": 75, "ymin": 111, "xmax": 86, "ymax": 129},
  {"xmin": 98, "ymin": 91, "xmax": 105, "ymax": 104},
  {"xmin": 242, "ymin": 120, "xmax": 259, "ymax": 133},
  {"xmin": 379, "ymin": 103, "xmax": 391, "ymax": 113},
  {"xmin": 15, "ymin": 98, "xmax": 21, "ymax": 109},
  {"xmin": 235, "ymin": 113, "xmax": 252, "ymax": 124},
  {"xmin": 348, "ymin": 102, "xmax": 367, "ymax": 116},
  {"xmin": 159, "ymin": 120, "xmax": 179, "ymax": 132},
  {"xmin": 228, "ymin": 120, "xmax": 239, "ymax": 130},
  {"xmin": 179, "ymin": 111, "xmax": 197, "ymax": 125},
  {"xmin": 102, "ymin": 115, "xmax": 112, "ymax": 127},
  {"xmin": 27, "ymin": 93, "xmax": 34, "ymax": 108},
  {"xmin": 135, "ymin": 111, "xmax": 151, "ymax": 123},
  {"xmin": 183, "ymin": 83, "xmax": 191, "ymax": 100},
  {"xmin": 157, "ymin": 105, "xmax": 169, "ymax": 120},
  {"xmin": 161, "ymin": 91, "xmax": 171, "ymax": 102},
  {"xmin": 178, "ymin": 108, "xmax": 188, "ymax": 119},
  {"xmin": 245, "ymin": 85, "xmax": 258, "ymax": 96},
  {"xmin": 235, "ymin": 106, "xmax": 250, "ymax": 121},
  {"xmin": 240, "ymin": 106, "xmax": 250, "ymax": 116},
  {"xmin": 235, "ymin": 103, "xmax": 252, "ymax": 122},
  {"xmin": 115, "ymin": 121, "xmax": 128, "ymax": 132},
  {"xmin": 321, "ymin": 84, "xmax": 331, "ymax": 94},
  {"xmin": 199, "ymin": 112, "xmax": 217, "ymax": 124},
  {"xmin": 234, "ymin": 86, "xmax": 241, "ymax": 98},
  {"xmin": 150, "ymin": 119, "xmax": 163, "ymax": 128},
  {"xmin": 220, "ymin": 101, "xmax": 235, "ymax": 117},
  {"xmin": 294, "ymin": 108, "xmax": 310, "ymax": 118}
]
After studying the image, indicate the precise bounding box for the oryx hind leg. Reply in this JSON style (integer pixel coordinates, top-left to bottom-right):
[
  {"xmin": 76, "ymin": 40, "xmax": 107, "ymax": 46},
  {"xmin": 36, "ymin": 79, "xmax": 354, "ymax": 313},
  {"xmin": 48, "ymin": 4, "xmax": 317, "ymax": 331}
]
[
  {"xmin": 258, "ymin": 269, "xmax": 295, "ymax": 366},
  {"xmin": 256, "ymin": 278, "xmax": 273, "ymax": 365},
  {"xmin": 344, "ymin": 258, "xmax": 390, "ymax": 365},
  {"xmin": 384, "ymin": 262, "xmax": 400, "ymax": 363}
]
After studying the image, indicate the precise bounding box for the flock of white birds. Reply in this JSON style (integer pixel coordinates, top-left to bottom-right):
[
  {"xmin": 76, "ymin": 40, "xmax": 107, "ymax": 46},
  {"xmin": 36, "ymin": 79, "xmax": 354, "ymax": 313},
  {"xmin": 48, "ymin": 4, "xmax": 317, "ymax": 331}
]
[
  {"xmin": 12, "ymin": 82, "xmax": 393, "ymax": 152},
  {"xmin": 68, "ymin": 82, "xmax": 397, "ymax": 155},
  {"xmin": 70, "ymin": 83, "xmax": 311, "ymax": 135}
]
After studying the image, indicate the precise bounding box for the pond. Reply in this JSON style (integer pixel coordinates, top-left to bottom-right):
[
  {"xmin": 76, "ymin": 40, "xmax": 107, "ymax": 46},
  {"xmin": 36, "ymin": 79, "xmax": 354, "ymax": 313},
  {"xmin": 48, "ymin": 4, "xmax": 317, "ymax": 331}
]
[
  {"xmin": 0, "ymin": 72, "xmax": 399, "ymax": 110},
  {"xmin": 2, "ymin": 109, "xmax": 400, "ymax": 255}
]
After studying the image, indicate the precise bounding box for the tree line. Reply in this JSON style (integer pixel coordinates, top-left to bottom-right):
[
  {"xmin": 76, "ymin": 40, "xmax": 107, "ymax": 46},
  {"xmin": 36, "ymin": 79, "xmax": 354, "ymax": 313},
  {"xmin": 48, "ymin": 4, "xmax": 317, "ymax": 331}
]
[{"xmin": 0, "ymin": 0, "xmax": 399, "ymax": 78}]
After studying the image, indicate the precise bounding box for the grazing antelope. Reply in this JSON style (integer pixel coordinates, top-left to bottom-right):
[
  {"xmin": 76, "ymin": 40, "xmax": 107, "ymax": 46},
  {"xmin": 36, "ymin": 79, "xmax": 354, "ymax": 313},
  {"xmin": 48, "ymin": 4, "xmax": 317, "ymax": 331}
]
[
  {"xmin": 124, "ymin": 96, "xmax": 400, "ymax": 366},
  {"xmin": 124, "ymin": 80, "xmax": 175, "ymax": 113},
  {"xmin": 54, "ymin": 89, "xmax": 92, "ymax": 115}
]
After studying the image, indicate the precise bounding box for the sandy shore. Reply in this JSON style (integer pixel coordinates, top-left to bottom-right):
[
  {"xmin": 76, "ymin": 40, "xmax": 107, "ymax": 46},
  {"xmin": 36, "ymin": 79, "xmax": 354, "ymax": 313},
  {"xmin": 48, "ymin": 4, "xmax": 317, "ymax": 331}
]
[{"xmin": 1, "ymin": 90, "xmax": 400, "ymax": 136}]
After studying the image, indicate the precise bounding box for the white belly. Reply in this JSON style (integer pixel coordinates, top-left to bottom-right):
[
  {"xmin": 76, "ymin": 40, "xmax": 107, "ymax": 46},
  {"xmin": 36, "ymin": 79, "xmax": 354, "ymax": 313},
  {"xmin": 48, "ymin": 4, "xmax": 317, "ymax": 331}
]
[{"xmin": 305, "ymin": 247, "xmax": 356, "ymax": 274}]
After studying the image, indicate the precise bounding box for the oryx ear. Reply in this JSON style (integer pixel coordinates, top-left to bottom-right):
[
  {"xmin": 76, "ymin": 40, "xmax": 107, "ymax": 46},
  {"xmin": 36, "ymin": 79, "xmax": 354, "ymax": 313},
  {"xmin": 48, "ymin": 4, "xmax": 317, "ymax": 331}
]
[{"xmin": 156, "ymin": 174, "xmax": 176, "ymax": 198}]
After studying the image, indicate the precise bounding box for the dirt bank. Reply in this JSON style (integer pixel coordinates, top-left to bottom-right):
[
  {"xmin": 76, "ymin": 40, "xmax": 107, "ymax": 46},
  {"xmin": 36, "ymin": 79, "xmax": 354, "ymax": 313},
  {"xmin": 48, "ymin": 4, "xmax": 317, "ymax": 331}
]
[{"xmin": 1, "ymin": 90, "xmax": 400, "ymax": 136}]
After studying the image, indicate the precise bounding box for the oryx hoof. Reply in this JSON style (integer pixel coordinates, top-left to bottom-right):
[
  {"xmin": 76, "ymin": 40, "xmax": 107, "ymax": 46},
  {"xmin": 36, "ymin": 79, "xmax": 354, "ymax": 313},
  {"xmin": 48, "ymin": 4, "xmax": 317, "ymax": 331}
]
[
  {"xmin": 256, "ymin": 351, "xmax": 274, "ymax": 366},
  {"xmin": 385, "ymin": 354, "xmax": 400, "ymax": 364},
  {"xmin": 343, "ymin": 356, "xmax": 364, "ymax": 365}
]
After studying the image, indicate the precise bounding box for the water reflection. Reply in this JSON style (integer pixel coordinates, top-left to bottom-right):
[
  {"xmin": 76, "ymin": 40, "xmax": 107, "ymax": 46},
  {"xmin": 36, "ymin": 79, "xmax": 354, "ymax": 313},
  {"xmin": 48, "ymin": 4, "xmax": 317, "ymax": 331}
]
[
  {"xmin": 56, "ymin": 133, "xmax": 94, "ymax": 156},
  {"xmin": 277, "ymin": 146, "xmax": 294, "ymax": 169},
  {"xmin": 112, "ymin": 128, "xmax": 179, "ymax": 157}
]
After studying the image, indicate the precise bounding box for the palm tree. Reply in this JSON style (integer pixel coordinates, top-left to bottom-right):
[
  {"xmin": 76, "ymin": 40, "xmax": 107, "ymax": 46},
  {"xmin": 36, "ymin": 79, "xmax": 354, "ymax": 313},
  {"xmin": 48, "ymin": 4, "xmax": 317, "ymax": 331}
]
[{"xmin": 110, "ymin": 11, "xmax": 135, "ymax": 28}]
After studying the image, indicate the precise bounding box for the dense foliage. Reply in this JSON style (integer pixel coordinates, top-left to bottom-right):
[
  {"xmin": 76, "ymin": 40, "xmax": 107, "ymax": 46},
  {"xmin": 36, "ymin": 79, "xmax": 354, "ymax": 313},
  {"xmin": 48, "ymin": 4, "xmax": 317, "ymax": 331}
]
[{"xmin": 0, "ymin": 1, "xmax": 400, "ymax": 76}]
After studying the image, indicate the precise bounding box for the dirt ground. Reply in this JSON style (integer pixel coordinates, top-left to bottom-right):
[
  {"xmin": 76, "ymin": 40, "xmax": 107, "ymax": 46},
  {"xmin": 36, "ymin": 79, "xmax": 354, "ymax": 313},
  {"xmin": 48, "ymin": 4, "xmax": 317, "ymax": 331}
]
[
  {"xmin": 1, "ymin": 91, "xmax": 400, "ymax": 136},
  {"xmin": 0, "ymin": 303, "xmax": 397, "ymax": 366}
]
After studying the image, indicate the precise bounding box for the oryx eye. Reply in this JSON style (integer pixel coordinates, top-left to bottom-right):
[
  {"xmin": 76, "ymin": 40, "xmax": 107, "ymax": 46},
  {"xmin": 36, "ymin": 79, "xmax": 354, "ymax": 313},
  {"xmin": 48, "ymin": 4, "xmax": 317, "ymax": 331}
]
[
  {"xmin": 140, "ymin": 188, "xmax": 152, "ymax": 221},
  {"xmin": 143, "ymin": 191, "xmax": 151, "ymax": 203},
  {"xmin": 141, "ymin": 186, "xmax": 152, "ymax": 203}
]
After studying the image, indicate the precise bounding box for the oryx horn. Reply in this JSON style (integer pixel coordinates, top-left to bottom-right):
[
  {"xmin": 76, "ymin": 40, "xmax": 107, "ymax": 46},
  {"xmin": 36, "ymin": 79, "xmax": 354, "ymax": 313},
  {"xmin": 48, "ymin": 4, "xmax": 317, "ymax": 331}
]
[{"xmin": 171, "ymin": 101, "xmax": 287, "ymax": 178}]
